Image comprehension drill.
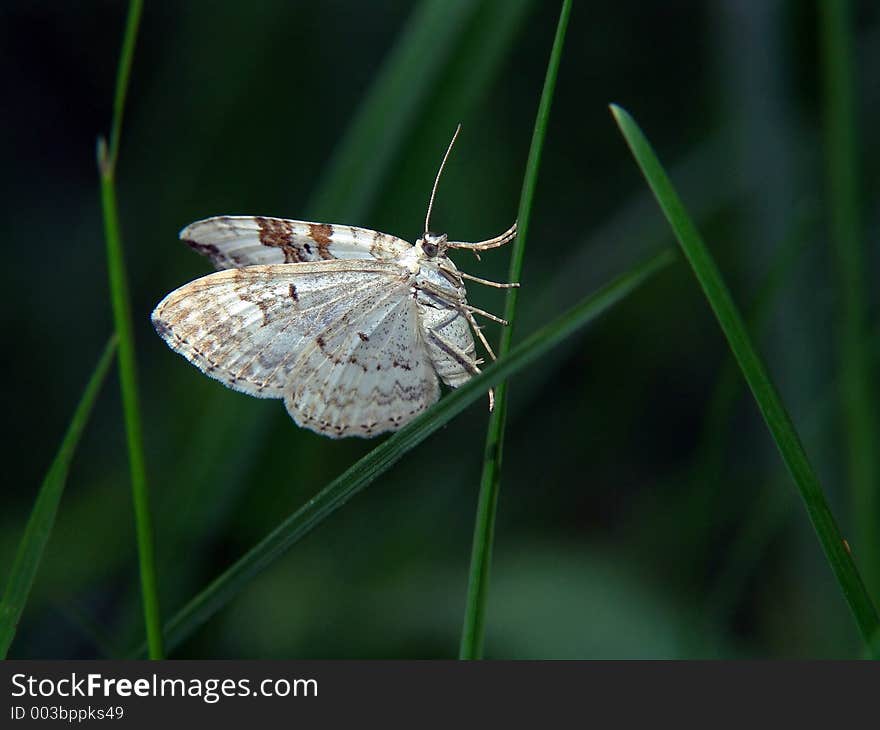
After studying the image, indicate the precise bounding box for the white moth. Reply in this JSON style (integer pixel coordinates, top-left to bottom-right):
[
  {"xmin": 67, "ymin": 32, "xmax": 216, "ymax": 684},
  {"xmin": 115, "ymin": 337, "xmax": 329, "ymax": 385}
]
[{"xmin": 152, "ymin": 125, "xmax": 517, "ymax": 438}]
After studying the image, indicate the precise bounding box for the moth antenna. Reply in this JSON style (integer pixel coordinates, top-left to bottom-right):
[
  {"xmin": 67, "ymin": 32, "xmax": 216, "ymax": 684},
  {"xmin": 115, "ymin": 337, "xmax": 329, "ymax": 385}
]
[{"xmin": 424, "ymin": 123, "xmax": 461, "ymax": 233}]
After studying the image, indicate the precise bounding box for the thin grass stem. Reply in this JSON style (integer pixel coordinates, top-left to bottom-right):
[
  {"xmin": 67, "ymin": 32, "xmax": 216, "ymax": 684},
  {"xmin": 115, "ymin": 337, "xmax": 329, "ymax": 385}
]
[
  {"xmin": 0, "ymin": 337, "xmax": 117, "ymax": 659},
  {"xmin": 458, "ymin": 0, "xmax": 572, "ymax": 660},
  {"xmin": 98, "ymin": 0, "xmax": 164, "ymax": 659},
  {"xmin": 107, "ymin": 0, "xmax": 143, "ymax": 171},
  {"xmin": 309, "ymin": 0, "xmax": 478, "ymax": 221}
]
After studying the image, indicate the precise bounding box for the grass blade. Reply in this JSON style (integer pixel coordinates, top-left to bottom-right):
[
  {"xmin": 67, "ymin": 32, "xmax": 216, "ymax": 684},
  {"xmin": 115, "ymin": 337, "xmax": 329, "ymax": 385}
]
[
  {"xmin": 97, "ymin": 0, "xmax": 164, "ymax": 659},
  {"xmin": 0, "ymin": 337, "xmax": 117, "ymax": 659},
  {"xmin": 133, "ymin": 249, "xmax": 673, "ymax": 656},
  {"xmin": 820, "ymin": 0, "xmax": 879, "ymax": 595},
  {"xmin": 610, "ymin": 103, "xmax": 880, "ymax": 653},
  {"xmin": 459, "ymin": 0, "xmax": 572, "ymax": 660},
  {"xmin": 709, "ymin": 325, "xmax": 880, "ymax": 633},
  {"xmin": 681, "ymin": 206, "xmax": 815, "ymax": 569},
  {"xmin": 309, "ymin": 0, "xmax": 478, "ymax": 221}
]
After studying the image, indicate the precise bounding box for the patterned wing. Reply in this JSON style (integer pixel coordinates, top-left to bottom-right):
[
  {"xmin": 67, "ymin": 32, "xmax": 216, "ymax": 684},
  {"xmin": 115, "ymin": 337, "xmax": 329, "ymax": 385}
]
[
  {"xmin": 284, "ymin": 288, "xmax": 440, "ymax": 437},
  {"xmin": 179, "ymin": 215, "xmax": 411, "ymax": 269},
  {"xmin": 152, "ymin": 260, "xmax": 409, "ymax": 399}
]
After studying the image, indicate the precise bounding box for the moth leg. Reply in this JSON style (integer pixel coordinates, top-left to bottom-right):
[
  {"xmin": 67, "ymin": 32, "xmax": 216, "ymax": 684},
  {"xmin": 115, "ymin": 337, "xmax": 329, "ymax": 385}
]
[
  {"xmin": 427, "ymin": 328, "xmax": 495, "ymax": 412},
  {"xmin": 416, "ymin": 279, "xmax": 508, "ymax": 326},
  {"xmin": 440, "ymin": 265, "xmax": 519, "ymax": 289},
  {"xmin": 461, "ymin": 308, "xmax": 497, "ymax": 361},
  {"xmin": 447, "ymin": 221, "xmax": 518, "ymax": 251},
  {"xmin": 465, "ymin": 304, "xmax": 508, "ymax": 326}
]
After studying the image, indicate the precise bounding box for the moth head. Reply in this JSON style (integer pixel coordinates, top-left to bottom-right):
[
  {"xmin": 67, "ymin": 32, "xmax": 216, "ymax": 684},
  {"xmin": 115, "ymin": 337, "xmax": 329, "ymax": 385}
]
[{"xmin": 419, "ymin": 231, "xmax": 448, "ymax": 258}]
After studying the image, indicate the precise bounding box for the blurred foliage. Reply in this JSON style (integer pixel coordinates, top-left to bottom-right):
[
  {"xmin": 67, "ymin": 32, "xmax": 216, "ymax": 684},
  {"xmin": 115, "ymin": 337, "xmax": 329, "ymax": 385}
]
[{"xmin": 2, "ymin": 0, "xmax": 878, "ymax": 658}]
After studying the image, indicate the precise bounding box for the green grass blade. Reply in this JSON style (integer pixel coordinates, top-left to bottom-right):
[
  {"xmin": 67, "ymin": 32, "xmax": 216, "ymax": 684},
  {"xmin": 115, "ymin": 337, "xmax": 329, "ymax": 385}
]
[
  {"xmin": 308, "ymin": 0, "xmax": 478, "ymax": 221},
  {"xmin": 610, "ymin": 103, "xmax": 880, "ymax": 652},
  {"xmin": 132, "ymin": 249, "xmax": 672, "ymax": 656},
  {"xmin": 425, "ymin": 0, "xmax": 534, "ymax": 119},
  {"xmin": 0, "ymin": 337, "xmax": 117, "ymax": 659},
  {"xmin": 709, "ymin": 326, "xmax": 880, "ymax": 638},
  {"xmin": 696, "ymin": 208, "xmax": 814, "ymax": 474},
  {"xmin": 106, "ymin": 0, "xmax": 143, "ymax": 169},
  {"xmin": 459, "ymin": 0, "xmax": 572, "ymax": 660},
  {"xmin": 97, "ymin": 0, "xmax": 164, "ymax": 660},
  {"xmin": 820, "ymin": 0, "xmax": 879, "ymax": 595},
  {"xmin": 682, "ymin": 207, "xmax": 814, "ymax": 566}
]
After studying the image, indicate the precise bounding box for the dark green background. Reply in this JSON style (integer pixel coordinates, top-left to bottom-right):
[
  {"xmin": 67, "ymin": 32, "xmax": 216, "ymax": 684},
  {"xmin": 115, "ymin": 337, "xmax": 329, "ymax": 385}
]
[{"xmin": 3, "ymin": 1, "xmax": 878, "ymax": 658}]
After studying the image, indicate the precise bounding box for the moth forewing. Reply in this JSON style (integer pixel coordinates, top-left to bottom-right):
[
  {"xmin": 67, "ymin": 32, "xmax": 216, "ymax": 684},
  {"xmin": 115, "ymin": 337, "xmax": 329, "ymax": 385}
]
[{"xmin": 179, "ymin": 216, "xmax": 411, "ymax": 270}]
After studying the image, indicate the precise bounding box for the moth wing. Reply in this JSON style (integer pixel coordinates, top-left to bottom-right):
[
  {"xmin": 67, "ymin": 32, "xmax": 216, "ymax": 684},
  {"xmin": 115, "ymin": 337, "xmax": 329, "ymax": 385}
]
[
  {"xmin": 284, "ymin": 290, "xmax": 440, "ymax": 438},
  {"xmin": 151, "ymin": 261, "xmax": 414, "ymax": 402},
  {"xmin": 179, "ymin": 215, "xmax": 411, "ymax": 269}
]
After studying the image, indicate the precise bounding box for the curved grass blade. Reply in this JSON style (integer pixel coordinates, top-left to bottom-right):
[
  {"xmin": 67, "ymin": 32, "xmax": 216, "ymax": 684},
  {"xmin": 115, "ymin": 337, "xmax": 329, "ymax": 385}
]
[
  {"xmin": 820, "ymin": 0, "xmax": 879, "ymax": 595},
  {"xmin": 309, "ymin": 0, "xmax": 478, "ymax": 221},
  {"xmin": 378, "ymin": 0, "xmax": 536, "ymax": 207},
  {"xmin": 460, "ymin": 0, "xmax": 572, "ymax": 660},
  {"xmin": 695, "ymin": 207, "xmax": 814, "ymax": 479},
  {"xmin": 681, "ymin": 206, "xmax": 815, "ymax": 569},
  {"xmin": 0, "ymin": 337, "xmax": 117, "ymax": 659},
  {"xmin": 610, "ymin": 103, "xmax": 880, "ymax": 653},
  {"xmin": 97, "ymin": 0, "xmax": 164, "ymax": 659},
  {"xmin": 427, "ymin": 0, "xmax": 534, "ymax": 119},
  {"xmin": 710, "ymin": 326, "xmax": 880, "ymax": 640},
  {"xmin": 131, "ymin": 249, "xmax": 673, "ymax": 656}
]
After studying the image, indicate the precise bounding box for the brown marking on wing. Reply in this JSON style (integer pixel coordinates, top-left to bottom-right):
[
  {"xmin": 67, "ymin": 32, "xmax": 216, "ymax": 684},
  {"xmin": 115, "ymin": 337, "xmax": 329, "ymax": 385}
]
[
  {"xmin": 288, "ymin": 283, "xmax": 299, "ymax": 301},
  {"xmin": 237, "ymin": 292, "xmax": 271, "ymax": 327},
  {"xmin": 309, "ymin": 223, "xmax": 335, "ymax": 259},
  {"xmin": 347, "ymin": 354, "xmax": 368, "ymax": 372},
  {"xmin": 183, "ymin": 239, "xmax": 225, "ymax": 266},
  {"xmin": 152, "ymin": 317, "xmax": 173, "ymax": 340},
  {"xmin": 357, "ymin": 331, "xmax": 369, "ymax": 342},
  {"xmin": 256, "ymin": 216, "xmax": 301, "ymax": 262},
  {"xmin": 314, "ymin": 334, "xmax": 344, "ymax": 365},
  {"xmin": 370, "ymin": 229, "xmax": 385, "ymax": 257}
]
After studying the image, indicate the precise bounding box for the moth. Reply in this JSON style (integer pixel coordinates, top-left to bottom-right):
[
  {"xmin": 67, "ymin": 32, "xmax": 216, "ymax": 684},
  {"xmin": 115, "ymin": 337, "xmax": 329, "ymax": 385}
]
[{"xmin": 151, "ymin": 125, "xmax": 517, "ymax": 437}]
